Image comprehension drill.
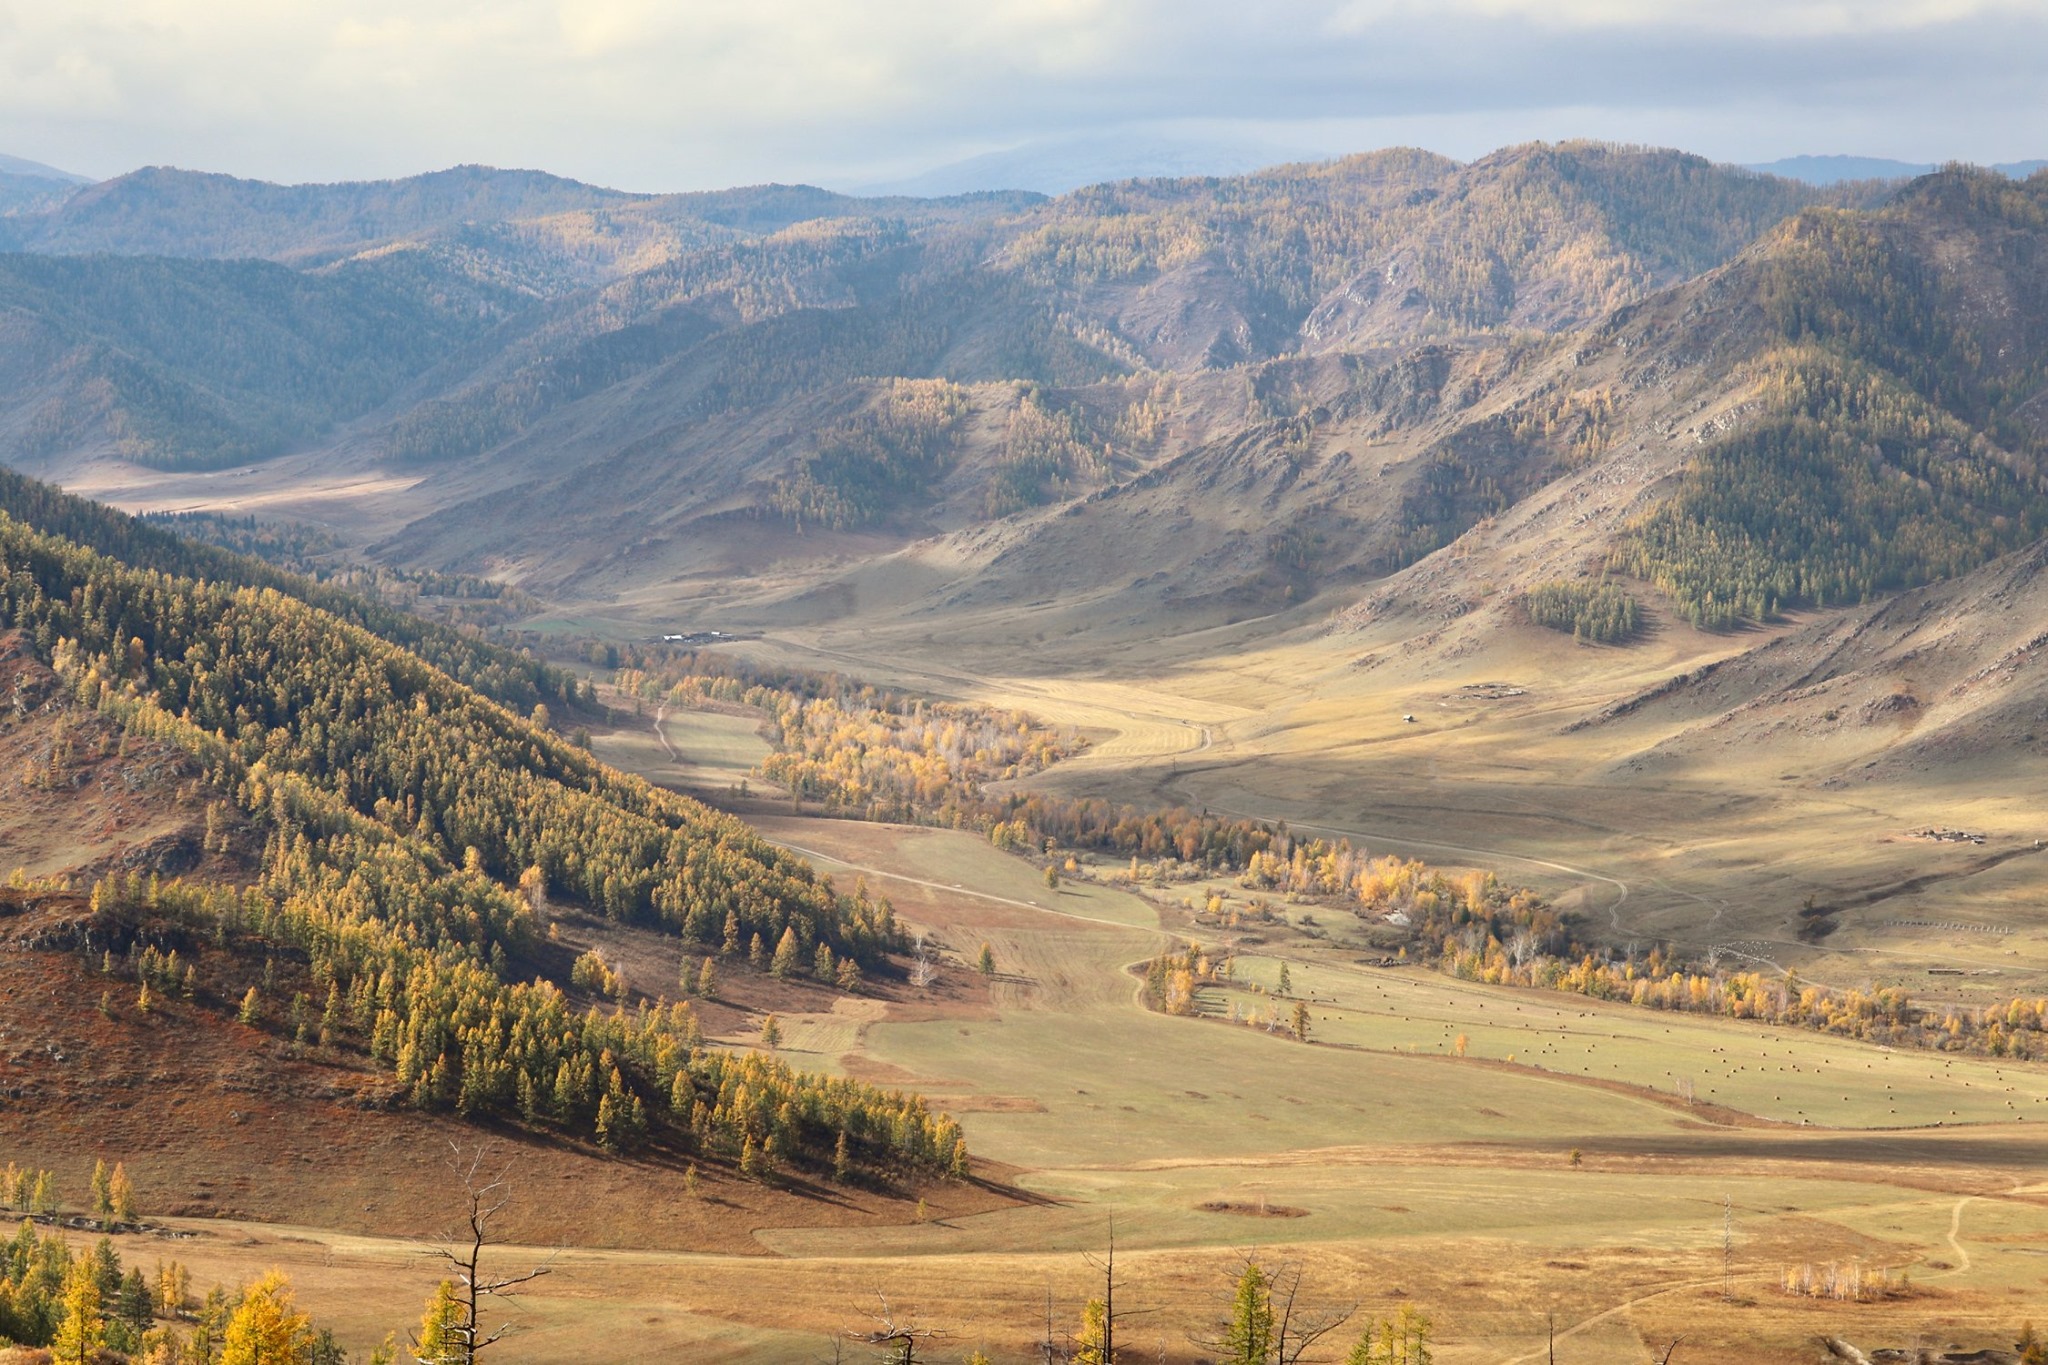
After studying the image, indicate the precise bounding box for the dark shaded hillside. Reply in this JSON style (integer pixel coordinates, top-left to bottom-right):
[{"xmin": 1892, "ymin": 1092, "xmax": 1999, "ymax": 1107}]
[{"xmin": 0, "ymin": 249, "xmax": 529, "ymax": 468}]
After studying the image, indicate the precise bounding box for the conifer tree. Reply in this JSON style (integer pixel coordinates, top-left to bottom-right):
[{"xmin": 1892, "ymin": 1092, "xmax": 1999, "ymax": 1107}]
[
  {"xmin": 771, "ymin": 927, "xmax": 801, "ymax": 978},
  {"xmin": 91, "ymin": 1160, "xmax": 113, "ymax": 1224},
  {"xmin": 1221, "ymin": 1262, "xmax": 1274, "ymax": 1365},
  {"xmin": 977, "ymin": 944, "xmax": 995, "ymax": 976},
  {"xmin": 239, "ymin": 987, "xmax": 262, "ymax": 1026},
  {"xmin": 30, "ymin": 1169, "xmax": 57, "ymax": 1216},
  {"xmin": 697, "ymin": 956, "xmax": 718, "ymax": 999},
  {"xmin": 50, "ymin": 1257, "xmax": 105, "ymax": 1365},
  {"xmin": 740, "ymin": 1135, "xmax": 764, "ymax": 1180},
  {"xmin": 1346, "ymin": 1307, "xmax": 1432, "ymax": 1365},
  {"xmin": 221, "ymin": 1270, "xmax": 313, "ymax": 1365},
  {"xmin": 156, "ymin": 1259, "xmax": 190, "ymax": 1317},
  {"xmin": 109, "ymin": 1162, "xmax": 137, "ymax": 1224},
  {"xmin": 115, "ymin": 1268, "xmax": 151, "ymax": 1346},
  {"xmin": 1073, "ymin": 1298, "xmax": 1111, "ymax": 1365},
  {"xmin": 760, "ymin": 1014, "xmax": 782, "ymax": 1051},
  {"xmin": 413, "ymin": 1279, "xmax": 463, "ymax": 1364}
]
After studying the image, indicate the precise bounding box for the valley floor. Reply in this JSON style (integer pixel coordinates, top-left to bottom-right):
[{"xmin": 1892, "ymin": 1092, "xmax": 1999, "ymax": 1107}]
[{"xmin": 11, "ymin": 716, "xmax": 2044, "ymax": 1363}]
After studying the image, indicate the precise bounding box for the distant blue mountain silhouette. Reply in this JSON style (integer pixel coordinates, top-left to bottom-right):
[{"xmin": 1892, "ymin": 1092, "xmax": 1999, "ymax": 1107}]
[
  {"xmin": 0, "ymin": 153, "xmax": 92, "ymax": 184},
  {"xmin": 1749, "ymin": 154, "xmax": 2046, "ymax": 185}
]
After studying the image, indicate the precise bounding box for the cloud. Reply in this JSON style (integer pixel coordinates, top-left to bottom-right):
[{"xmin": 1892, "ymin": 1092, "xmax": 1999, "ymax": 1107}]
[{"xmin": 0, "ymin": 0, "xmax": 2040, "ymax": 188}]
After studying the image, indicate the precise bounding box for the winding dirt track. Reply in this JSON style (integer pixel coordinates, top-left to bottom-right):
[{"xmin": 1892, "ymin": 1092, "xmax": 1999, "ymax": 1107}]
[{"xmin": 767, "ymin": 838, "xmax": 1169, "ymax": 940}]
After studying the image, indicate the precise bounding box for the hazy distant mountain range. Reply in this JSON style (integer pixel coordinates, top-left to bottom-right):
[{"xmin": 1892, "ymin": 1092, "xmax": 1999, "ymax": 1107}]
[
  {"xmin": 0, "ymin": 153, "xmax": 91, "ymax": 183},
  {"xmin": 0, "ymin": 139, "xmax": 2044, "ymax": 661},
  {"xmin": 1746, "ymin": 154, "xmax": 2048, "ymax": 184},
  {"xmin": 849, "ymin": 131, "xmax": 1311, "ymax": 197}
]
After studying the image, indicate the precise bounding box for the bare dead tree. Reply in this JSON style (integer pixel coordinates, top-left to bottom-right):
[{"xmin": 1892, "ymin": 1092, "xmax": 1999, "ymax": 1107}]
[
  {"xmin": 1077, "ymin": 1223, "xmax": 1129, "ymax": 1363},
  {"xmin": 1657, "ymin": 1337, "xmax": 1683, "ymax": 1365},
  {"xmin": 413, "ymin": 1141, "xmax": 553, "ymax": 1365},
  {"xmin": 1192, "ymin": 1251, "xmax": 1352, "ymax": 1365},
  {"xmin": 909, "ymin": 934, "xmax": 938, "ymax": 989},
  {"xmin": 1269, "ymin": 1261, "xmax": 1354, "ymax": 1365},
  {"xmin": 852, "ymin": 1291, "xmax": 944, "ymax": 1364}
]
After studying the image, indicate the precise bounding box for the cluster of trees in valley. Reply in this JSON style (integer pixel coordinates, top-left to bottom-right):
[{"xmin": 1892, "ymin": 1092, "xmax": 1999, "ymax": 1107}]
[
  {"xmin": 616, "ymin": 646, "xmax": 1326, "ymax": 870},
  {"xmin": 1520, "ymin": 580, "xmax": 1640, "ymax": 642},
  {"xmin": 615, "ymin": 650, "xmax": 1085, "ymax": 824},
  {"xmin": 1125, "ymin": 836, "xmax": 2048, "ymax": 1060},
  {"xmin": 613, "ymin": 630, "xmax": 2048, "ymax": 1065}
]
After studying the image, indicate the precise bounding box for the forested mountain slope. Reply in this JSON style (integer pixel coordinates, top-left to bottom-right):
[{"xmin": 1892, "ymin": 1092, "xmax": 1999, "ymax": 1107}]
[
  {"xmin": 0, "ymin": 473, "xmax": 956, "ymax": 1182},
  {"xmin": 399, "ymin": 160, "xmax": 2017, "ymax": 632},
  {"xmin": 347, "ymin": 145, "xmax": 1868, "ymax": 586}
]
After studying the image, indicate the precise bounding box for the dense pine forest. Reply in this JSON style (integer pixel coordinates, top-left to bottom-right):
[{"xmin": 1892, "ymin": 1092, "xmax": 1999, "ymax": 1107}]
[{"xmin": 0, "ymin": 468, "xmax": 572, "ymax": 710}]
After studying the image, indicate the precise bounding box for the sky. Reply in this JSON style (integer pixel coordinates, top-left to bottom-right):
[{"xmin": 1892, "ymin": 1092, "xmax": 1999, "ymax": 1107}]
[{"xmin": 0, "ymin": 0, "xmax": 2043, "ymax": 191}]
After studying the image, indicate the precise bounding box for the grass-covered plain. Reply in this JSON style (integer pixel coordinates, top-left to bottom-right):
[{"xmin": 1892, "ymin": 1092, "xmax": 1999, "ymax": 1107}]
[{"xmin": 397, "ymin": 677, "xmax": 2048, "ymax": 1360}]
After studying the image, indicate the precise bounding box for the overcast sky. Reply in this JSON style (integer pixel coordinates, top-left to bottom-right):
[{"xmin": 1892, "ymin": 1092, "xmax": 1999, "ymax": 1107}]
[{"xmin": 1, "ymin": 0, "xmax": 2043, "ymax": 190}]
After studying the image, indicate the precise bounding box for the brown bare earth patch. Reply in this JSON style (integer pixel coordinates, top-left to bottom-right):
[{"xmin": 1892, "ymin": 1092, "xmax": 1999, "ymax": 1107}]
[
  {"xmin": 0, "ymin": 632, "xmax": 251, "ymax": 883},
  {"xmin": 1196, "ymin": 1199, "xmax": 1310, "ymax": 1218},
  {"xmin": 0, "ymin": 890, "xmax": 1023, "ymax": 1254},
  {"xmin": 934, "ymin": 1094, "xmax": 1048, "ymax": 1113}
]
